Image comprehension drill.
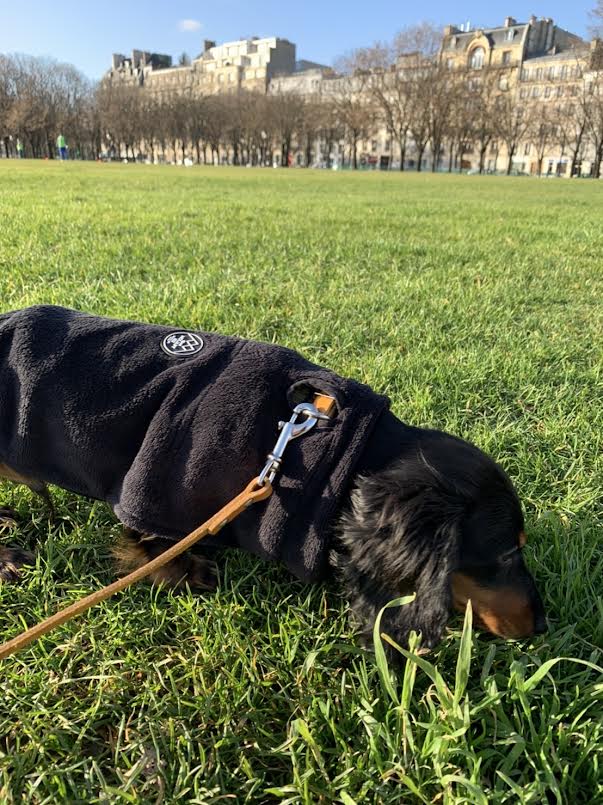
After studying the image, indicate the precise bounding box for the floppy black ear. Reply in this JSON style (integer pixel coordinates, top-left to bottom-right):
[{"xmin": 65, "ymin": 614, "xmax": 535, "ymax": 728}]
[{"xmin": 332, "ymin": 465, "xmax": 464, "ymax": 650}]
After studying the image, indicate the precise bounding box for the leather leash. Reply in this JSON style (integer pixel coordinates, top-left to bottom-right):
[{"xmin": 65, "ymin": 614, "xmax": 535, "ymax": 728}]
[{"xmin": 0, "ymin": 394, "xmax": 336, "ymax": 661}]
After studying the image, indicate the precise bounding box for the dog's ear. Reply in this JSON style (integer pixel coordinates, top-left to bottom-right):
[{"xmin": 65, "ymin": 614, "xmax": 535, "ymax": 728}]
[{"xmin": 334, "ymin": 466, "xmax": 465, "ymax": 649}]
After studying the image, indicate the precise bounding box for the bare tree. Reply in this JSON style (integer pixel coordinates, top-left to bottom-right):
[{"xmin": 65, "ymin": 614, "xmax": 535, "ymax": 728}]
[
  {"xmin": 328, "ymin": 72, "xmax": 377, "ymax": 169},
  {"xmin": 562, "ymin": 101, "xmax": 588, "ymax": 177},
  {"xmin": 493, "ymin": 94, "xmax": 531, "ymax": 174},
  {"xmin": 582, "ymin": 72, "xmax": 603, "ymax": 177},
  {"xmin": 527, "ymin": 103, "xmax": 558, "ymax": 176},
  {"xmin": 589, "ymin": 0, "xmax": 603, "ymax": 38},
  {"xmin": 268, "ymin": 91, "xmax": 305, "ymax": 166},
  {"xmin": 462, "ymin": 69, "xmax": 499, "ymax": 173},
  {"xmin": 97, "ymin": 82, "xmax": 142, "ymax": 158}
]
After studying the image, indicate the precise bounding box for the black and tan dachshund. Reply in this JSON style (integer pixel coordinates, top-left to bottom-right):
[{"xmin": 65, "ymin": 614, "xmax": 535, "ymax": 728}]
[{"xmin": 0, "ymin": 306, "xmax": 546, "ymax": 650}]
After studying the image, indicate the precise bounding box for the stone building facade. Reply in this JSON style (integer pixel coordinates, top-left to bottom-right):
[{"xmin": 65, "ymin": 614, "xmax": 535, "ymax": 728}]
[
  {"xmin": 109, "ymin": 36, "xmax": 297, "ymax": 96},
  {"xmin": 105, "ymin": 17, "xmax": 603, "ymax": 175}
]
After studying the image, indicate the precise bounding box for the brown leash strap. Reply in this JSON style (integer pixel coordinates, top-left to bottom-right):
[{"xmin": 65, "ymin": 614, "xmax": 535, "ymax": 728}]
[
  {"xmin": 0, "ymin": 479, "xmax": 271, "ymax": 661},
  {"xmin": 0, "ymin": 393, "xmax": 336, "ymax": 661}
]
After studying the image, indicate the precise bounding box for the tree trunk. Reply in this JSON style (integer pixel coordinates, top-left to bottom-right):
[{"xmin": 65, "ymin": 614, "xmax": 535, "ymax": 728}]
[
  {"xmin": 399, "ymin": 139, "xmax": 406, "ymax": 171},
  {"xmin": 506, "ymin": 147, "xmax": 515, "ymax": 175},
  {"xmin": 416, "ymin": 144, "xmax": 425, "ymax": 171}
]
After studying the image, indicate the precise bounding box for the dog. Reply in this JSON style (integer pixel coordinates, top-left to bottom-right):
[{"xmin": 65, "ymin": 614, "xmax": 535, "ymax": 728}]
[{"xmin": 0, "ymin": 306, "xmax": 546, "ymax": 650}]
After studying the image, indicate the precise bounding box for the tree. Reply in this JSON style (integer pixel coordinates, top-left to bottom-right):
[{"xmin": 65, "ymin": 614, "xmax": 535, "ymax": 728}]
[
  {"xmin": 268, "ymin": 91, "xmax": 305, "ymax": 166},
  {"xmin": 582, "ymin": 73, "xmax": 603, "ymax": 177},
  {"xmin": 553, "ymin": 97, "xmax": 588, "ymax": 177},
  {"xmin": 97, "ymin": 82, "xmax": 143, "ymax": 159},
  {"xmin": 527, "ymin": 103, "xmax": 558, "ymax": 176},
  {"xmin": 463, "ymin": 69, "xmax": 498, "ymax": 173},
  {"xmin": 493, "ymin": 94, "xmax": 531, "ymax": 174},
  {"xmin": 589, "ymin": 0, "xmax": 603, "ymax": 38},
  {"xmin": 331, "ymin": 74, "xmax": 377, "ymax": 169},
  {"xmin": 347, "ymin": 24, "xmax": 442, "ymax": 171}
]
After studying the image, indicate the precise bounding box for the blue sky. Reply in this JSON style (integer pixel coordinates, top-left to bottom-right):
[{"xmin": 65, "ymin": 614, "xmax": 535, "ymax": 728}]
[{"xmin": 0, "ymin": 1, "xmax": 596, "ymax": 80}]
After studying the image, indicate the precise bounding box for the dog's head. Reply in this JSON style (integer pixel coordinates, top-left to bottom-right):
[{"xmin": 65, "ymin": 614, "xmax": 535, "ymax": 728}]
[{"xmin": 333, "ymin": 429, "xmax": 546, "ymax": 650}]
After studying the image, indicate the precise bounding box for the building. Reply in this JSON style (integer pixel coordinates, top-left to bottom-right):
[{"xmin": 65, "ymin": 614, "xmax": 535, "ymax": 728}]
[
  {"xmin": 108, "ymin": 37, "xmax": 298, "ymax": 96},
  {"xmin": 104, "ymin": 19, "xmax": 603, "ymax": 175}
]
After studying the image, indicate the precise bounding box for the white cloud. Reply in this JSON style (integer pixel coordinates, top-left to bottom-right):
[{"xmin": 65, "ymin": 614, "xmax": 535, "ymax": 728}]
[{"xmin": 178, "ymin": 19, "xmax": 202, "ymax": 33}]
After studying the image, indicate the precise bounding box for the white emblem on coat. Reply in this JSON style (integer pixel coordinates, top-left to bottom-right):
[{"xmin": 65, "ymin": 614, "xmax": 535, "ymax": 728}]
[{"xmin": 161, "ymin": 331, "xmax": 204, "ymax": 357}]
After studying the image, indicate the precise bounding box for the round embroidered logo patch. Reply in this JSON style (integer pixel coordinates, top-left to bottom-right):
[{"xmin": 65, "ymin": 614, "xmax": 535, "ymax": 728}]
[{"xmin": 161, "ymin": 331, "xmax": 204, "ymax": 357}]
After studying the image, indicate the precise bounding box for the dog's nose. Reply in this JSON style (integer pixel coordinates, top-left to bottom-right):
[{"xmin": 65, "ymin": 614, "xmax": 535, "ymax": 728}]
[{"xmin": 533, "ymin": 613, "xmax": 547, "ymax": 635}]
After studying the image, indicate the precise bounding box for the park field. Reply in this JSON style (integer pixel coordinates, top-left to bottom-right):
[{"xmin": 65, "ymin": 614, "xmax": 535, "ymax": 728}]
[{"xmin": 0, "ymin": 162, "xmax": 601, "ymax": 803}]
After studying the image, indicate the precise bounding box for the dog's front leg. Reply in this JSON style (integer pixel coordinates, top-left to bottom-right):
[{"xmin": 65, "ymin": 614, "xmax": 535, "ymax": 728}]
[{"xmin": 0, "ymin": 462, "xmax": 49, "ymax": 581}]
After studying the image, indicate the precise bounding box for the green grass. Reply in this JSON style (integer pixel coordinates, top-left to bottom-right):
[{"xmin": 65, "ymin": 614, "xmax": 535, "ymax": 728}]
[{"xmin": 0, "ymin": 162, "xmax": 602, "ymax": 804}]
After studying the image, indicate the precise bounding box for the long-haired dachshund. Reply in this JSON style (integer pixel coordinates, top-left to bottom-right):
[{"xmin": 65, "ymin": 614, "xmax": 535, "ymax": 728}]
[{"xmin": 0, "ymin": 306, "xmax": 546, "ymax": 650}]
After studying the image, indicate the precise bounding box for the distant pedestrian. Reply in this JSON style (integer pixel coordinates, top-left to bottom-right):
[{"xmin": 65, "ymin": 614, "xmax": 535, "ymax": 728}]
[
  {"xmin": 57, "ymin": 133, "xmax": 67, "ymax": 160},
  {"xmin": 16, "ymin": 139, "xmax": 24, "ymax": 159}
]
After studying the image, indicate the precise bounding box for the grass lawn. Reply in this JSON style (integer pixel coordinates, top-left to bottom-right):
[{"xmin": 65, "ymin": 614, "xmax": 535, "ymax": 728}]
[{"xmin": 0, "ymin": 162, "xmax": 601, "ymax": 804}]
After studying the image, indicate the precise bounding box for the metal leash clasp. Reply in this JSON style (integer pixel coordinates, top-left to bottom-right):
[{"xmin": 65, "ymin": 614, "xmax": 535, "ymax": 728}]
[{"xmin": 257, "ymin": 402, "xmax": 331, "ymax": 486}]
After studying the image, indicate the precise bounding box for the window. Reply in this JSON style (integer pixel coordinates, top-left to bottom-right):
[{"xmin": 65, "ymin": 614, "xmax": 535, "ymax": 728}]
[
  {"xmin": 469, "ymin": 47, "xmax": 485, "ymax": 69},
  {"xmin": 499, "ymin": 76, "xmax": 509, "ymax": 90},
  {"xmin": 521, "ymin": 68, "xmax": 529, "ymax": 81},
  {"xmin": 547, "ymin": 67, "xmax": 555, "ymax": 80},
  {"xmin": 446, "ymin": 58, "xmax": 454, "ymax": 69},
  {"xmin": 524, "ymin": 143, "xmax": 530, "ymax": 155},
  {"xmin": 544, "ymin": 86, "xmax": 551, "ymax": 98},
  {"xmin": 535, "ymin": 68, "xmax": 543, "ymax": 80},
  {"xmin": 502, "ymin": 50, "xmax": 511, "ymax": 65},
  {"xmin": 556, "ymin": 86, "xmax": 563, "ymax": 98},
  {"xmin": 520, "ymin": 87, "xmax": 528, "ymax": 99},
  {"xmin": 506, "ymin": 29, "xmax": 515, "ymax": 41},
  {"xmin": 531, "ymin": 86, "xmax": 540, "ymax": 98},
  {"xmin": 384, "ymin": 140, "xmax": 391, "ymax": 152},
  {"xmin": 560, "ymin": 65, "xmax": 567, "ymax": 79}
]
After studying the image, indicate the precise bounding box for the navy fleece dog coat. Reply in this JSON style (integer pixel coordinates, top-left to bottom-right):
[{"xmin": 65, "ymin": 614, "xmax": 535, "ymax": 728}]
[{"xmin": 0, "ymin": 306, "xmax": 389, "ymax": 581}]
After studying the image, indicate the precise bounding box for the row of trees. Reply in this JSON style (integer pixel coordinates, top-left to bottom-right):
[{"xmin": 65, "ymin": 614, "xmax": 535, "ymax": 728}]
[
  {"xmin": 1, "ymin": 21, "xmax": 603, "ymax": 176},
  {"xmin": 0, "ymin": 54, "xmax": 100, "ymax": 159}
]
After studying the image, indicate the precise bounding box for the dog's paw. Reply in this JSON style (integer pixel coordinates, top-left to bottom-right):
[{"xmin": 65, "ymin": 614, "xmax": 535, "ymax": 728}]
[
  {"xmin": 185, "ymin": 555, "xmax": 219, "ymax": 591},
  {"xmin": 113, "ymin": 530, "xmax": 219, "ymax": 592},
  {"xmin": 152, "ymin": 554, "xmax": 219, "ymax": 592},
  {"xmin": 0, "ymin": 546, "xmax": 35, "ymax": 582}
]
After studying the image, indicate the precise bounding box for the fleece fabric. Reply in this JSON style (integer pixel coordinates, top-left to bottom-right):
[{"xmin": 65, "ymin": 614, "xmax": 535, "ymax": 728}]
[{"xmin": 0, "ymin": 305, "xmax": 389, "ymax": 581}]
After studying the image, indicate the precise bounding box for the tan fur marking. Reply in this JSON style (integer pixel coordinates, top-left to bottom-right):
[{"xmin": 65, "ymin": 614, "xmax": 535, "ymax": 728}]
[{"xmin": 451, "ymin": 572, "xmax": 534, "ymax": 638}]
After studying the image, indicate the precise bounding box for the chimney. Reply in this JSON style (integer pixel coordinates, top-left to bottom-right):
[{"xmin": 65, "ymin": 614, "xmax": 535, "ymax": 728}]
[
  {"xmin": 529, "ymin": 15, "xmax": 537, "ymax": 25},
  {"xmin": 203, "ymin": 39, "xmax": 216, "ymax": 52},
  {"xmin": 111, "ymin": 53, "xmax": 125, "ymax": 70},
  {"xmin": 504, "ymin": 17, "xmax": 517, "ymax": 28},
  {"xmin": 444, "ymin": 25, "xmax": 460, "ymax": 36}
]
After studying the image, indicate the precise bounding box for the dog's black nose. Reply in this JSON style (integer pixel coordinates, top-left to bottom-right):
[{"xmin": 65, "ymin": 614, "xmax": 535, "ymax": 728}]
[{"xmin": 533, "ymin": 613, "xmax": 547, "ymax": 635}]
